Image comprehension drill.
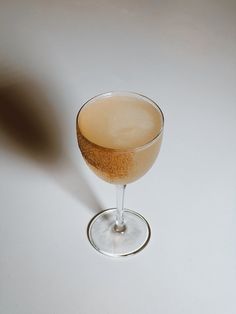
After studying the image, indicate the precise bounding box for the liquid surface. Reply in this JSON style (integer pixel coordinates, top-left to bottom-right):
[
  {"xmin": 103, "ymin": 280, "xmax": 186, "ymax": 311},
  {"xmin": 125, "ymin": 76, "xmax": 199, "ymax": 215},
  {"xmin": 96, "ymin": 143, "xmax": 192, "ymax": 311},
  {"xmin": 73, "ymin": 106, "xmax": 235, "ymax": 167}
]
[{"xmin": 78, "ymin": 94, "xmax": 163, "ymax": 150}]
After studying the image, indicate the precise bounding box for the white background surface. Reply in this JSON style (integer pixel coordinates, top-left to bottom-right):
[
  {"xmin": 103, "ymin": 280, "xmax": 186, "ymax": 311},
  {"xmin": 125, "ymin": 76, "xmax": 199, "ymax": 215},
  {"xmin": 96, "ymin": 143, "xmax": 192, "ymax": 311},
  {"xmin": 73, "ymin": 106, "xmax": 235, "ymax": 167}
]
[{"xmin": 0, "ymin": 1, "xmax": 236, "ymax": 313}]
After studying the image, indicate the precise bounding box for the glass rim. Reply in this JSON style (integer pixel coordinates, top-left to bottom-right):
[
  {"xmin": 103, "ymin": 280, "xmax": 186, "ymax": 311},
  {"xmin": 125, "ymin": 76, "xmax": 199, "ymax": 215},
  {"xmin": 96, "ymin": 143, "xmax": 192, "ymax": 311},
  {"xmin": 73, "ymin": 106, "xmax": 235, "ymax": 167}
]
[{"xmin": 76, "ymin": 91, "xmax": 164, "ymax": 152}]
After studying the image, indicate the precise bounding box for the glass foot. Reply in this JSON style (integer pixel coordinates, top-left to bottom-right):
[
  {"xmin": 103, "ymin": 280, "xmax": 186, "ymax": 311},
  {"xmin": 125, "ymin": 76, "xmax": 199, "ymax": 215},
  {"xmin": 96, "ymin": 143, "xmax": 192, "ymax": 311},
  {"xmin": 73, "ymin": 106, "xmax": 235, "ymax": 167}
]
[{"xmin": 87, "ymin": 208, "xmax": 151, "ymax": 257}]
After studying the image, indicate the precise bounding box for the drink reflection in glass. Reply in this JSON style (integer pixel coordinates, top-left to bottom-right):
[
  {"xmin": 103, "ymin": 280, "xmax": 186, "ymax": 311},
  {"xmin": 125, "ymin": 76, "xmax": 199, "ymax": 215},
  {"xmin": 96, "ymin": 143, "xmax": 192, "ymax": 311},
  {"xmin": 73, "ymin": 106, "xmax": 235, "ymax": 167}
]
[{"xmin": 76, "ymin": 92, "xmax": 164, "ymax": 257}]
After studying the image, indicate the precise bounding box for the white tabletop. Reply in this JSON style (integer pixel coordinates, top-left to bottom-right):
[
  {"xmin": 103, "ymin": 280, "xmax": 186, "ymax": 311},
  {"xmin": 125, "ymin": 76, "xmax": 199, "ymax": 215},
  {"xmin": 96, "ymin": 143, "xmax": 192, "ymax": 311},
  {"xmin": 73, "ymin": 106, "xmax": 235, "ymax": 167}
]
[{"xmin": 0, "ymin": 1, "xmax": 236, "ymax": 313}]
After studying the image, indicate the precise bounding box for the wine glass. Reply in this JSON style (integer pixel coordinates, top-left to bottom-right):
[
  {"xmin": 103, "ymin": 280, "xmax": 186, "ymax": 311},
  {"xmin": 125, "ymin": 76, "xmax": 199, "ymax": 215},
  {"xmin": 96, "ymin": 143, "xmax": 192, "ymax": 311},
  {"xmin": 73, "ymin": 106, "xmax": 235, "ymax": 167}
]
[{"xmin": 76, "ymin": 91, "xmax": 164, "ymax": 257}]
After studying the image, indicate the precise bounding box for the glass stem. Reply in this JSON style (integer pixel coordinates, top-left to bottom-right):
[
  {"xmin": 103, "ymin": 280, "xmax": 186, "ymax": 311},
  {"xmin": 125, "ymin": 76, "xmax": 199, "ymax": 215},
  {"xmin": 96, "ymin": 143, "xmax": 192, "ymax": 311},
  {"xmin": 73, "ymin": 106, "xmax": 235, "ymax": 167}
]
[{"xmin": 114, "ymin": 184, "xmax": 126, "ymax": 233}]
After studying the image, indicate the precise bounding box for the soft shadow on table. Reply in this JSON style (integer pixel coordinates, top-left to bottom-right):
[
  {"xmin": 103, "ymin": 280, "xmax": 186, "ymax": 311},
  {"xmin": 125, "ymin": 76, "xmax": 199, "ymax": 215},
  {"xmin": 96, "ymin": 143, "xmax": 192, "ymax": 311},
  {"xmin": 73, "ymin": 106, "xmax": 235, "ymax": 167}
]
[{"xmin": 0, "ymin": 76, "xmax": 102, "ymax": 214}]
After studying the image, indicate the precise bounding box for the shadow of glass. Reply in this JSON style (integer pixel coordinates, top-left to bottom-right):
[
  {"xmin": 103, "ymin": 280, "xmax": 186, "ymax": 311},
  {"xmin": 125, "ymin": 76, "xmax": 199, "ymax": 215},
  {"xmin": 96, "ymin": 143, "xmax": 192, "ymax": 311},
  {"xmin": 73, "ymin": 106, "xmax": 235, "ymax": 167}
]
[
  {"xmin": 0, "ymin": 81, "xmax": 61, "ymax": 162},
  {"xmin": 0, "ymin": 78, "xmax": 102, "ymax": 213}
]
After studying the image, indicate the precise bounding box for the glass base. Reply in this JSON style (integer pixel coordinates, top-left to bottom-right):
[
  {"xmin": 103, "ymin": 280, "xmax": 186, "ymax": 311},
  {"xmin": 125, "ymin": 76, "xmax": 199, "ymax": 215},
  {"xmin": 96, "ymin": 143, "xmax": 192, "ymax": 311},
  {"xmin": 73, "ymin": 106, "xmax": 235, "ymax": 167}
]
[{"xmin": 87, "ymin": 208, "xmax": 151, "ymax": 257}]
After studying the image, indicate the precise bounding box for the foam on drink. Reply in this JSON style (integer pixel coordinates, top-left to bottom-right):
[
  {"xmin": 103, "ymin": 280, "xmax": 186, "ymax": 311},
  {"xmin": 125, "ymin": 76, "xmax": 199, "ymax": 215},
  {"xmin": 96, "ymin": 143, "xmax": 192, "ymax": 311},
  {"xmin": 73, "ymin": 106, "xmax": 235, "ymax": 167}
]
[{"xmin": 78, "ymin": 94, "xmax": 162, "ymax": 150}]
